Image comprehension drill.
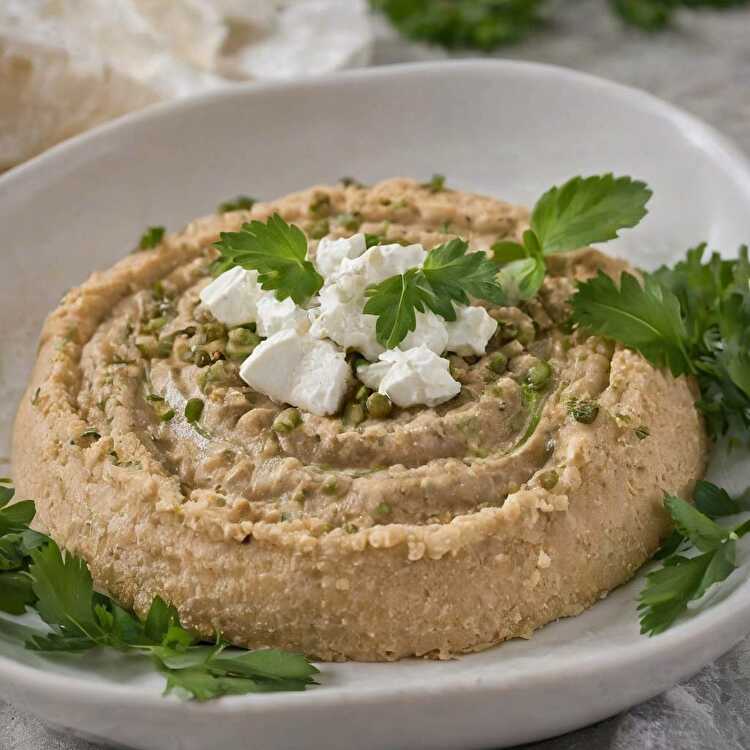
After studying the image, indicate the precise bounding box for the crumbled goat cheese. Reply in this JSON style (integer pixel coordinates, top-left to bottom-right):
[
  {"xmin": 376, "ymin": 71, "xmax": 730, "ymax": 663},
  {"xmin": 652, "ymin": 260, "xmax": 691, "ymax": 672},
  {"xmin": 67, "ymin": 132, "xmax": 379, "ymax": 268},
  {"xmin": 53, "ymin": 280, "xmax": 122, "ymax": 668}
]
[
  {"xmin": 255, "ymin": 294, "xmax": 311, "ymax": 337},
  {"xmin": 311, "ymin": 241, "xmax": 446, "ymax": 360},
  {"xmin": 315, "ymin": 233, "xmax": 367, "ymax": 278},
  {"xmin": 239, "ymin": 329, "xmax": 351, "ymax": 416},
  {"xmin": 445, "ymin": 305, "xmax": 498, "ymax": 356},
  {"xmin": 358, "ymin": 345, "xmax": 461, "ymax": 408},
  {"xmin": 199, "ymin": 267, "xmax": 262, "ymax": 327}
]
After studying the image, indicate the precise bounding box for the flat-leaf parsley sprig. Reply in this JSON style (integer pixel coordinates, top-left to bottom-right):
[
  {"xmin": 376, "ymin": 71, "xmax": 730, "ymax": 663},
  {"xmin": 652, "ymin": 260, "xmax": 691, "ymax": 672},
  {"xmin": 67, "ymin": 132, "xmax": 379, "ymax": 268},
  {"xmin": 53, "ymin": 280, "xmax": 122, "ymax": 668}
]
[
  {"xmin": 364, "ymin": 174, "xmax": 652, "ymax": 347},
  {"xmin": 571, "ymin": 244, "xmax": 750, "ymax": 441},
  {"xmin": 492, "ymin": 174, "xmax": 652, "ymax": 302},
  {"xmin": 0, "ymin": 481, "xmax": 318, "ymax": 701},
  {"xmin": 363, "ymin": 238, "xmax": 507, "ymax": 348},
  {"xmin": 213, "ymin": 214, "xmax": 324, "ymax": 304},
  {"xmin": 639, "ymin": 480, "xmax": 750, "ymax": 635}
]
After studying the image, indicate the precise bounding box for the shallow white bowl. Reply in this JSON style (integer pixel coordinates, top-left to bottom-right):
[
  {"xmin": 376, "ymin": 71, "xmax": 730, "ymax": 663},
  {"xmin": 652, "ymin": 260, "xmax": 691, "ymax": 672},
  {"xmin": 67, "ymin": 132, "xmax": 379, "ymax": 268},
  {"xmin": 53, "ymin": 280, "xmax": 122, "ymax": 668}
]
[{"xmin": 1, "ymin": 61, "xmax": 749, "ymax": 750}]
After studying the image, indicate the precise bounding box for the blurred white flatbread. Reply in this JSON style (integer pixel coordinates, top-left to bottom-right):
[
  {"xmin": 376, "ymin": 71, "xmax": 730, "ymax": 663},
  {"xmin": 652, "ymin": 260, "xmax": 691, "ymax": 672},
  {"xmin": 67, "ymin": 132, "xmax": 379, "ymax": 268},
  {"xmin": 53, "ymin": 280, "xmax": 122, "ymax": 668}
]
[{"xmin": 0, "ymin": 0, "xmax": 373, "ymax": 170}]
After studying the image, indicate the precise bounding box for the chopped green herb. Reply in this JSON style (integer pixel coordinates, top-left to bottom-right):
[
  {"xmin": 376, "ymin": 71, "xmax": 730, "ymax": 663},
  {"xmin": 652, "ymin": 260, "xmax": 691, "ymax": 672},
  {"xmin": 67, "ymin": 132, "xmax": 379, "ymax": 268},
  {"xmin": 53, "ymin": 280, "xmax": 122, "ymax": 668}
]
[
  {"xmin": 422, "ymin": 173, "xmax": 446, "ymax": 193},
  {"xmin": 218, "ymin": 196, "xmax": 256, "ymax": 214},
  {"xmin": 634, "ymin": 425, "xmax": 650, "ymax": 440},
  {"xmin": 138, "ymin": 226, "xmax": 165, "ymax": 250},
  {"xmin": 567, "ymin": 398, "xmax": 599, "ymax": 425},
  {"xmin": 184, "ymin": 399, "xmax": 204, "ymax": 424},
  {"xmin": 374, "ymin": 501, "xmax": 392, "ymax": 516},
  {"xmin": 159, "ymin": 409, "xmax": 176, "ymax": 422}
]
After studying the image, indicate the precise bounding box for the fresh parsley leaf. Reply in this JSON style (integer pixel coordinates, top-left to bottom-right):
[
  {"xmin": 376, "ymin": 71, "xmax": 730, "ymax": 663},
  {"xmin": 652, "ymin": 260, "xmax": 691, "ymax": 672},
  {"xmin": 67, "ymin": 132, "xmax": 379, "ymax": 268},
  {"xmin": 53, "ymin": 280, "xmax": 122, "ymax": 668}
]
[
  {"xmin": 613, "ymin": 0, "xmax": 748, "ymax": 30},
  {"xmin": 639, "ymin": 485, "xmax": 750, "ymax": 636},
  {"xmin": 530, "ymin": 174, "xmax": 652, "ymax": 255},
  {"xmin": 421, "ymin": 238, "xmax": 507, "ymax": 312},
  {"xmin": 364, "ymin": 239, "xmax": 508, "ymax": 347},
  {"xmin": 138, "ymin": 226, "xmax": 165, "ymax": 250},
  {"xmin": 639, "ymin": 542, "xmax": 736, "ymax": 635},
  {"xmin": 213, "ymin": 214, "xmax": 323, "ymax": 304},
  {"xmin": 363, "ymin": 269, "xmax": 435, "ymax": 348},
  {"xmin": 28, "ymin": 542, "xmax": 103, "ymax": 645},
  {"xmin": 6, "ymin": 526, "xmax": 319, "ymax": 700},
  {"xmin": 370, "ymin": 0, "xmax": 545, "ymax": 51},
  {"xmin": 0, "ymin": 572, "xmax": 36, "ymax": 615},
  {"xmin": 491, "ymin": 240, "xmax": 527, "ymax": 264},
  {"xmin": 664, "ymin": 495, "xmax": 729, "ymax": 552},
  {"xmin": 650, "ymin": 244, "xmax": 750, "ymax": 439},
  {"xmin": 570, "ymin": 271, "xmax": 693, "ymax": 376},
  {"xmin": 694, "ymin": 480, "xmax": 743, "ymax": 517},
  {"xmin": 613, "ymin": 0, "xmax": 673, "ymax": 29}
]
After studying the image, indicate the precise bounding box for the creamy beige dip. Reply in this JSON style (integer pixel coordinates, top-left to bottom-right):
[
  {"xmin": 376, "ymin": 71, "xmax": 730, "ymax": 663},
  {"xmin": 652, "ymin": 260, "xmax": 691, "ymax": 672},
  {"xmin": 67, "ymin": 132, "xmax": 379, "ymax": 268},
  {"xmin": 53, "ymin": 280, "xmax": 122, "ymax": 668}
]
[{"xmin": 12, "ymin": 178, "xmax": 707, "ymax": 661}]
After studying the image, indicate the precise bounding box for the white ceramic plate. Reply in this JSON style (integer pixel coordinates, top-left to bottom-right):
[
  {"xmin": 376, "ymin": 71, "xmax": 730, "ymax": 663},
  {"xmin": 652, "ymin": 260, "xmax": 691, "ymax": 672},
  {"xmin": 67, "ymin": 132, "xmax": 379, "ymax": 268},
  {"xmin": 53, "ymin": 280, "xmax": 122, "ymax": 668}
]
[{"xmin": 1, "ymin": 61, "xmax": 749, "ymax": 750}]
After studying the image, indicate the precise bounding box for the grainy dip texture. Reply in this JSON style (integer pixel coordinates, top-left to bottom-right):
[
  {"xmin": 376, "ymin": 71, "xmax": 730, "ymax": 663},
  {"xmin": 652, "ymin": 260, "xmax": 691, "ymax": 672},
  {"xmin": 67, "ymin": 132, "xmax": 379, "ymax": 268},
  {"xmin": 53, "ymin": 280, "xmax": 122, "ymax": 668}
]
[{"xmin": 12, "ymin": 178, "xmax": 708, "ymax": 661}]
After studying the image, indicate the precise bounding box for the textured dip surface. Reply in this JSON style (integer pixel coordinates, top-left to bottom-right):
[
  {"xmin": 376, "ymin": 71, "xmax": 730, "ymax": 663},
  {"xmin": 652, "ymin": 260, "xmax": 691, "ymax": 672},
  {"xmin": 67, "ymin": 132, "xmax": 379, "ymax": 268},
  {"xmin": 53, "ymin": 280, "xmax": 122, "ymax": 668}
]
[{"xmin": 12, "ymin": 178, "xmax": 708, "ymax": 661}]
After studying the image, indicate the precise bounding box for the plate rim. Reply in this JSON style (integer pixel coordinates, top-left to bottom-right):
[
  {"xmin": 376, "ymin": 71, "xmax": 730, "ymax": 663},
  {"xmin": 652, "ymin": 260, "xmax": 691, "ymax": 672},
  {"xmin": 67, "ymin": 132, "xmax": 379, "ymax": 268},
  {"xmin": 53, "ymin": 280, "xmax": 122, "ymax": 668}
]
[{"xmin": 2, "ymin": 58, "xmax": 750, "ymax": 719}]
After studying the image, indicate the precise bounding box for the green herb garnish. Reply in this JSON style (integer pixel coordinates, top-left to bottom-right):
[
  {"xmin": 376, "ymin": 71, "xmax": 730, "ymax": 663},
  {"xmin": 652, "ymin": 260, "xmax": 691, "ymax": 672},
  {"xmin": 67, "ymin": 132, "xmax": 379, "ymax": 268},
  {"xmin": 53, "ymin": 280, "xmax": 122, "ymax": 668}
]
[
  {"xmin": 571, "ymin": 245, "xmax": 750, "ymax": 441},
  {"xmin": 492, "ymin": 175, "xmax": 652, "ymax": 301},
  {"xmin": 370, "ymin": 0, "xmax": 544, "ymax": 50},
  {"xmin": 138, "ymin": 226, "xmax": 165, "ymax": 250},
  {"xmin": 184, "ymin": 398, "xmax": 204, "ymax": 424},
  {"xmin": 218, "ymin": 195, "xmax": 256, "ymax": 214},
  {"xmin": 639, "ymin": 482, "xmax": 749, "ymax": 635},
  {"xmin": 363, "ymin": 238, "xmax": 506, "ymax": 347},
  {"xmin": 213, "ymin": 214, "xmax": 323, "ymax": 304},
  {"xmin": 0, "ymin": 486, "xmax": 318, "ymax": 700}
]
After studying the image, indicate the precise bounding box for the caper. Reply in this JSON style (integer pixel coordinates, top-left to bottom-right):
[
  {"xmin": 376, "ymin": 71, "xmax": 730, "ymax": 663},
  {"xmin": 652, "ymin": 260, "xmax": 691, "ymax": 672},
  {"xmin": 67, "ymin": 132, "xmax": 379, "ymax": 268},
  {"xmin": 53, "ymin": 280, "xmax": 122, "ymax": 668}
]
[
  {"xmin": 488, "ymin": 352, "xmax": 508, "ymax": 374},
  {"xmin": 135, "ymin": 334, "xmax": 158, "ymax": 359},
  {"xmin": 272, "ymin": 407, "xmax": 302, "ymax": 434},
  {"xmin": 205, "ymin": 360, "xmax": 234, "ymax": 385},
  {"xmin": 321, "ymin": 478, "xmax": 339, "ymax": 495},
  {"xmin": 308, "ymin": 219, "xmax": 330, "ymax": 240},
  {"xmin": 366, "ymin": 392, "xmax": 393, "ymax": 419},
  {"xmin": 194, "ymin": 349, "xmax": 211, "ymax": 367},
  {"xmin": 567, "ymin": 398, "xmax": 599, "ymax": 425},
  {"xmin": 539, "ymin": 470, "xmax": 559, "ymax": 491},
  {"xmin": 526, "ymin": 360, "xmax": 552, "ymax": 390},
  {"xmin": 145, "ymin": 316, "xmax": 168, "ymax": 333},
  {"xmin": 202, "ymin": 322, "xmax": 226, "ymax": 342},
  {"xmin": 337, "ymin": 212, "xmax": 361, "ymax": 232},
  {"xmin": 226, "ymin": 328, "xmax": 261, "ymax": 360},
  {"xmin": 496, "ymin": 321, "xmax": 518, "ymax": 342},
  {"xmin": 516, "ymin": 324, "xmax": 536, "ymax": 346},
  {"xmin": 343, "ymin": 402, "xmax": 366, "ymax": 427},
  {"xmin": 355, "ymin": 385, "xmax": 371, "ymax": 402},
  {"xmin": 155, "ymin": 337, "xmax": 174, "ymax": 358}
]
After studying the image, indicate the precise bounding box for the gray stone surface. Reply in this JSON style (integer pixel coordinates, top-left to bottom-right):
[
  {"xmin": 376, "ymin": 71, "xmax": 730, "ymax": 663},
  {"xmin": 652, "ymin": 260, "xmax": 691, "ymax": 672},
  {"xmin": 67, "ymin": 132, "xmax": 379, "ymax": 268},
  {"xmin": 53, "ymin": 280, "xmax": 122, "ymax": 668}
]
[{"xmin": 2, "ymin": 2, "xmax": 749, "ymax": 748}]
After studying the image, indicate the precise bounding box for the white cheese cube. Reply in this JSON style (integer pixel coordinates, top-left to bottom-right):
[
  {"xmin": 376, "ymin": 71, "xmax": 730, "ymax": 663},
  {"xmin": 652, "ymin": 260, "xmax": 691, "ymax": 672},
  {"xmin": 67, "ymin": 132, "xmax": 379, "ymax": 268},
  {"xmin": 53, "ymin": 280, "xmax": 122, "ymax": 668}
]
[
  {"xmin": 402, "ymin": 310, "xmax": 449, "ymax": 354},
  {"xmin": 445, "ymin": 305, "xmax": 498, "ymax": 356},
  {"xmin": 239, "ymin": 329, "xmax": 351, "ymax": 416},
  {"xmin": 359, "ymin": 345, "xmax": 461, "ymax": 408},
  {"xmin": 198, "ymin": 267, "xmax": 262, "ymax": 327},
  {"xmin": 338, "ymin": 242, "xmax": 427, "ymax": 286},
  {"xmin": 255, "ymin": 294, "xmax": 311, "ymax": 337},
  {"xmin": 315, "ymin": 234, "xmax": 367, "ymax": 278}
]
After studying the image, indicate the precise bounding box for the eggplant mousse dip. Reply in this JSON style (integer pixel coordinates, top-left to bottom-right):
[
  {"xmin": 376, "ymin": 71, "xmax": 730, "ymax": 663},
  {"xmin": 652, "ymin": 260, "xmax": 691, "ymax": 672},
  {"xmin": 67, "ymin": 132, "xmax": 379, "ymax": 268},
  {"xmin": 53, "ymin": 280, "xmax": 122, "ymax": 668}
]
[{"xmin": 13, "ymin": 177, "xmax": 706, "ymax": 661}]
